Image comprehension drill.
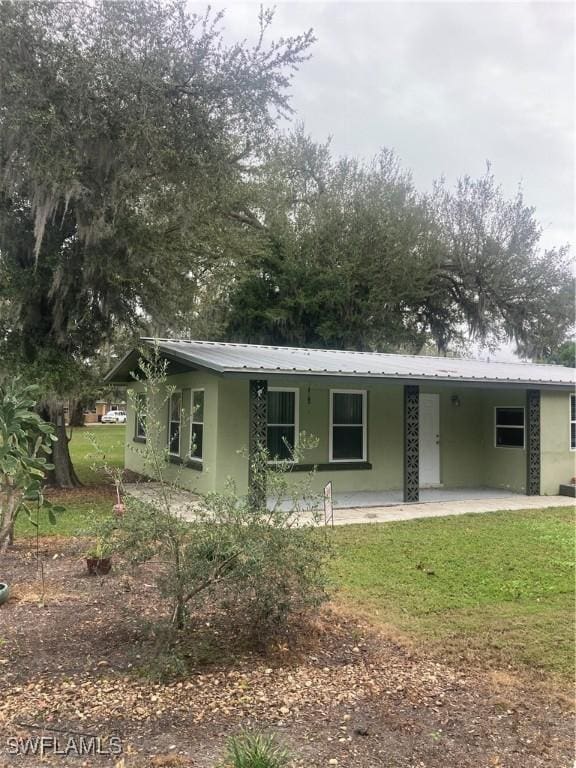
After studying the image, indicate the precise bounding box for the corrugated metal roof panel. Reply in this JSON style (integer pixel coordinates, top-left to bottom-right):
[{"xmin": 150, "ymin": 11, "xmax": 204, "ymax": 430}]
[{"xmin": 134, "ymin": 338, "xmax": 576, "ymax": 387}]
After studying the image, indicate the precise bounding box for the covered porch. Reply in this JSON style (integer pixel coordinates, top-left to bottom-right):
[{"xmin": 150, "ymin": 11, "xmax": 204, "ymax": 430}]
[{"xmin": 247, "ymin": 379, "xmax": 545, "ymax": 506}]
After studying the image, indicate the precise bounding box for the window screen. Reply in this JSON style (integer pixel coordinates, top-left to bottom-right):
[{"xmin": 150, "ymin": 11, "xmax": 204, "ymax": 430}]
[
  {"xmin": 190, "ymin": 390, "xmax": 204, "ymax": 460},
  {"xmin": 495, "ymin": 407, "xmax": 524, "ymax": 448},
  {"xmin": 168, "ymin": 392, "xmax": 182, "ymax": 455},
  {"xmin": 267, "ymin": 390, "xmax": 296, "ymax": 461},
  {"xmin": 135, "ymin": 393, "xmax": 147, "ymax": 439},
  {"xmin": 331, "ymin": 391, "xmax": 366, "ymax": 461}
]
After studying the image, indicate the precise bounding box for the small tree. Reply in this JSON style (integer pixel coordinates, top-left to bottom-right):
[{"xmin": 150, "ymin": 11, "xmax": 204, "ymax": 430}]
[{"xmin": 0, "ymin": 380, "xmax": 58, "ymax": 553}]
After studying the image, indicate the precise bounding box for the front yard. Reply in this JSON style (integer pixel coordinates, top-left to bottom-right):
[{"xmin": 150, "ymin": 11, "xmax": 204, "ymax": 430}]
[
  {"xmin": 330, "ymin": 507, "xmax": 574, "ymax": 681},
  {"xmin": 2, "ymin": 426, "xmax": 574, "ymax": 766}
]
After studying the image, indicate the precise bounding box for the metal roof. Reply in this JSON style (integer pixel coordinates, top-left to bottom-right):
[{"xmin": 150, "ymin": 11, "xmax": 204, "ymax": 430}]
[{"xmin": 105, "ymin": 338, "xmax": 576, "ymax": 388}]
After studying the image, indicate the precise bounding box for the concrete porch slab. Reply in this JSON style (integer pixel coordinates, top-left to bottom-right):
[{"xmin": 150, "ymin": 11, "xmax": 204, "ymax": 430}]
[
  {"xmin": 312, "ymin": 493, "xmax": 574, "ymax": 526},
  {"xmin": 326, "ymin": 487, "xmax": 524, "ymax": 510},
  {"xmin": 124, "ymin": 482, "xmax": 574, "ymax": 526}
]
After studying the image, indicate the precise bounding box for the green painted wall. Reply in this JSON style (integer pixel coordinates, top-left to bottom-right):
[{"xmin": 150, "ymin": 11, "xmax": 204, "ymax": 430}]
[
  {"xmin": 541, "ymin": 390, "xmax": 575, "ymax": 495},
  {"xmin": 478, "ymin": 390, "xmax": 527, "ymax": 493},
  {"xmin": 432, "ymin": 387, "xmax": 484, "ymax": 488},
  {"xmin": 214, "ymin": 378, "xmax": 250, "ymax": 492},
  {"xmin": 123, "ymin": 371, "xmax": 574, "ymax": 498},
  {"xmin": 124, "ymin": 372, "xmax": 220, "ymax": 495}
]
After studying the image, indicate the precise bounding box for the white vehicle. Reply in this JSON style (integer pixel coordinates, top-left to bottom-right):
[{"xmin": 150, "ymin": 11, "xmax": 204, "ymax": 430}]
[{"xmin": 101, "ymin": 410, "xmax": 127, "ymax": 424}]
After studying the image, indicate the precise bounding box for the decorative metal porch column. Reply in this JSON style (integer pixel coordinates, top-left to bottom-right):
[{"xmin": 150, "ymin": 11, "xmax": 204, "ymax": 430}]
[
  {"xmin": 248, "ymin": 379, "xmax": 268, "ymax": 510},
  {"xmin": 526, "ymin": 389, "xmax": 541, "ymax": 496},
  {"xmin": 403, "ymin": 384, "xmax": 419, "ymax": 502}
]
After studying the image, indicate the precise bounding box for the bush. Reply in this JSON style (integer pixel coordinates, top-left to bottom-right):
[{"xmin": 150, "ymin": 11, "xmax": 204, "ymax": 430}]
[
  {"xmin": 95, "ymin": 352, "xmax": 330, "ymax": 655},
  {"xmin": 104, "ymin": 461, "xmax": 330, "ymax": 642}
]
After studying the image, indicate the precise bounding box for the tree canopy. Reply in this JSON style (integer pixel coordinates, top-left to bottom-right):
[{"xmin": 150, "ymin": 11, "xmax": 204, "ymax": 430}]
[
  {"xmin": 217, "ymin": 128, "xmax": 574, "ymax": 356},
  {"xmin": 0, "ymin": 0, "xmax": 314, "ymax": 483},
  {"xmin": 0, "ymin": 0, "xmax": 313, "ymax": 370}
]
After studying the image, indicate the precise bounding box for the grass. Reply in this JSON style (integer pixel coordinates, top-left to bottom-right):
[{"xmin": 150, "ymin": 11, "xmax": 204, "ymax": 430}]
[
  {"xmin": 67, "ymin": 424, "xmax": 126, "ymax": 484},
  {"xmin": 329, "ymin": 507, "xmax": 575, "ymax": 680},
  {"xmin": 15, "ymin": 425, "xmax": 125, "ymax": 539}
]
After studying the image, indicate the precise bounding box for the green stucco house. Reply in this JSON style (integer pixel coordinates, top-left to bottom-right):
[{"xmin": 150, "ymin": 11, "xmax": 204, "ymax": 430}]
[{"xmin": 106, "ymin": 339, "xmax": 576, "ymax": 504}]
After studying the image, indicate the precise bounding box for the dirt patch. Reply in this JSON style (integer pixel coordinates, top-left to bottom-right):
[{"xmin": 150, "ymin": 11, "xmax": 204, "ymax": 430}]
[
  {"xmin": 44, "ymin": 486, "xmax": 117, "ymax": 502},
  {"xmin": 0, "ymin": 538, "xmax": 573, "ymax": 767}
]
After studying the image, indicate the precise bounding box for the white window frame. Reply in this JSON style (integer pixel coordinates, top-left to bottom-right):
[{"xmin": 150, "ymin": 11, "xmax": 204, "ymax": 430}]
[
  {"xmin": 570, "ymin": 394, "xmax": 576, "ymax": 451},
  {"xmin": 190, "ymin": 389, "xmax": 205, "ymax": 462},
  {"xmin": 494, "ymin": 406, "xmax": 525, "ymax": 449},
  {"xmin": 329, "ymin": 389, "xmax": 367, "ymax": 463},
  {"xmin": 267, "ymin": 387, "xmax": 300, "ymax": 463},
  {"xmin": 167, "ymin": 391, "xmax": 182, "ymax": 457}
]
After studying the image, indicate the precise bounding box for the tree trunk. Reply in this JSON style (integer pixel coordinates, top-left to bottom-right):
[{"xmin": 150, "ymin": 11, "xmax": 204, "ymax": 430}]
[
  {"xmin": 39, "ymin": 400, "xmax": 82, "ymax": 488},
  {"xmin": 0, "ymin": 486, "xmax": 20, "ymax": 554},
  {"xmin": 68, "ymin": 398, "xmax": 86, "ymax": 427}
]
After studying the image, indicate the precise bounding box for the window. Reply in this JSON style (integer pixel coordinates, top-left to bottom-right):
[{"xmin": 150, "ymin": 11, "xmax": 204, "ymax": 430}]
[
  {"xmin": 135, "ymin": 393, "xmax": 147, "ymax": 440},
  {"xmin": 495, "ymin": 407, "xmax": 524, "ymax": 448},
  {"xmin": 167, "ymin": 391, "xmax": 182, "ymax": 455},
  {"xmin": 267, "ymin": 388, "xmax": 298, "ymax": 461},
  {"xmin": 190, "ymin": 390, "xmax": 204, "ymax": 461},
  {"xmin": 570, "ymin": 394, "xmax": 576, "ymax": 451},
  {"xmin": 330, "ymin": 390, "xmax": 367, "ymax": 462}
]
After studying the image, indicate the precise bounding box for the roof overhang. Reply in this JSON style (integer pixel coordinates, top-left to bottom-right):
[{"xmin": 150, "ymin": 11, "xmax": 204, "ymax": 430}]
[
  {"xmin": 105, "ymin": 340, "xmax": 576, "ymax": 390},
  {"xmin": 104, "ymin": 345, "xmax": 225, "ymax": 384}
]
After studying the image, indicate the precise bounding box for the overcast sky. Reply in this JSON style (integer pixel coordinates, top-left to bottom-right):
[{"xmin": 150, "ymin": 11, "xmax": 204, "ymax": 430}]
[{"xmin": 203, "ymin": 0, "xmax": 574, "ymax": 254}]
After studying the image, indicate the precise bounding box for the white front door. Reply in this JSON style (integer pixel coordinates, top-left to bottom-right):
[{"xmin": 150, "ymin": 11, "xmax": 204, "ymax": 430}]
[{"xmin": 419, "ymin": 394, "xmax": 440, "ymax": 486}]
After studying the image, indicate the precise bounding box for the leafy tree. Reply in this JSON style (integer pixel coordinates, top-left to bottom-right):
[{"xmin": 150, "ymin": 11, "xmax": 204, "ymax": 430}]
[
  {"xmin": 0, "ymin": 1, "xmax": 314, "ymax": 485},
  {"xmin": 544, "ymin": 340, "xmax": 575, "ymax": 368},
  {"xmin": 217, "ymin": 129, "xmax": 574, "ymax": 356},
  {"xmin": 429, "ymin": 169, "xmax": 574, "ymax": 357}
]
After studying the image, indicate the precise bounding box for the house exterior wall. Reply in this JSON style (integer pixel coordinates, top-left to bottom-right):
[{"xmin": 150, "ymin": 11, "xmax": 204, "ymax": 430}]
[
  {"xmin": 124, "ymin": 371, "xmax": 220, "ymax": 495},
  {"xmin": 478, "ymin": 389, "xmax": 527, "ymax": 493},
  {"xmin": 426, "ymin": 387, "xmax": 484, "ymax": 488},
  {"xmin": 123, "ymin": 371, "xmax": 574, "ymax": 497}
]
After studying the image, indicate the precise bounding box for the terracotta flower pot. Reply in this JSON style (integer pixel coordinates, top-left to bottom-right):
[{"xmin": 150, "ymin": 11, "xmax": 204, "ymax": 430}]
[
  {"xmin": 86, "ymin": 557, "xmax": 112, "ymax": 576},
  {"xmin": 0, "ymin": 582, "xmax": 9, "ymax": 606}
]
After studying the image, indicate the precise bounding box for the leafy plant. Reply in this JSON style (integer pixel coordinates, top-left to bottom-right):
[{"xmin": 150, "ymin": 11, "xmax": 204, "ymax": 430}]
[
  {"xmin": 219, "ymin": 730, "xmax": 290, "ymax": 768},
  {"xmin": 85, "ymin": 537, "xmax": 114, "ymax": 560},
  {"xmin": 0, "ymin": 1, "xmax": 314, "ymax": 487},
  {"xmin": 0, "ymin": 379, "xmax": 62, "ymax": 553}
]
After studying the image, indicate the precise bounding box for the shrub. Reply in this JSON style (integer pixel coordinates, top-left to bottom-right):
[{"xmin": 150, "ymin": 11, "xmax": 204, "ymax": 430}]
[
  {"xmin": 219, "ymin": 730, "xmax": 290, "ymax": 768},
  {"xmin": 98, "ymin": 352, "xmax": 330, "ymax": 650}
]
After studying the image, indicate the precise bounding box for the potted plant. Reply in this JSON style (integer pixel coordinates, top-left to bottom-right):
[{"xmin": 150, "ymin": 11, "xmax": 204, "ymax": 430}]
[{"xmin": 85, "ymin": 538, "xmax": 114, "ymax": 575}]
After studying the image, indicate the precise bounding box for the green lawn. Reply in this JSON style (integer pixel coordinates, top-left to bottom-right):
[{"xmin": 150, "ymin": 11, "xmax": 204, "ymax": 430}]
[
  {"xmin": 15, "ymin": 425, "xmax": 125, "ymax": 538},
  {"xmin": 330, "ymin": 507, "xmax": 575, "ymax": 679},
  {"xmin": 68, "ymin": 424, "xmax": 126, "ymax": 484}
]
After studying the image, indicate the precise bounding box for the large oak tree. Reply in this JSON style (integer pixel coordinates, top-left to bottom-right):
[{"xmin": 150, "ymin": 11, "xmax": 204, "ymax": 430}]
[
  {"xmin": 0, "ymin": 1, "xmax": 314, "ymax": 485},
  {"xmin": 219, "ymin": 128, "xmax": 574, "ymax": 357}
]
